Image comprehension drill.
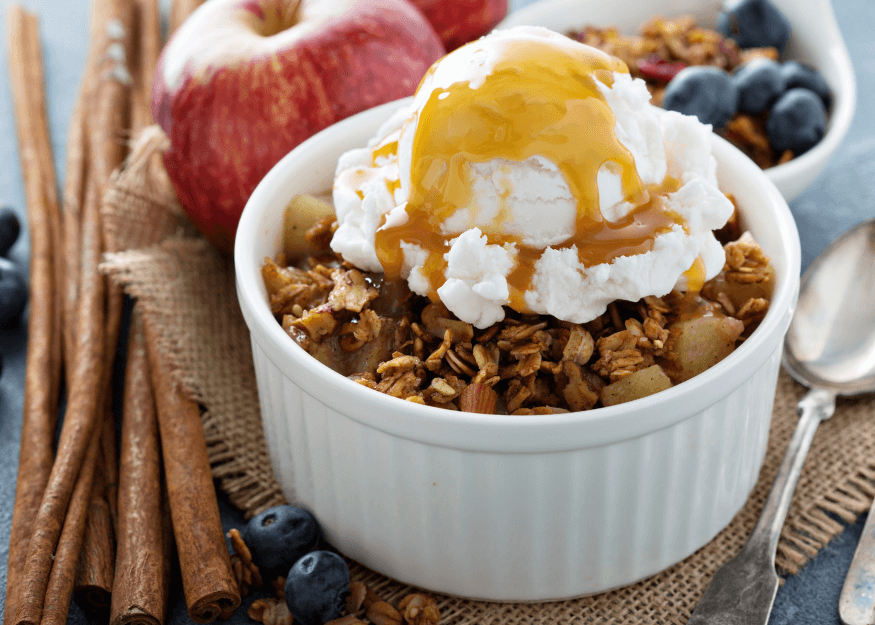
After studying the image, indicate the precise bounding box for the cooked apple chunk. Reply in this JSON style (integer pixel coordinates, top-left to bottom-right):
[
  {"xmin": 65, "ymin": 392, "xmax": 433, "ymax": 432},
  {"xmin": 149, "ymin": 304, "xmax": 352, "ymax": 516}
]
[
  {"xmin": 601, "ymin": 365, "xmax": 673, "ymax": 407},
  {"xmin": 665, "ymin": 315, "xmax": 745, "ymax": 384}
]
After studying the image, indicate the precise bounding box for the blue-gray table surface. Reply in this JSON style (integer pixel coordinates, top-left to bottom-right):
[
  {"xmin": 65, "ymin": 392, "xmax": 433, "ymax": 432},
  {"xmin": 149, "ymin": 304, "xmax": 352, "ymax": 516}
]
[{"xmin": 1, "ymin": 0, "xmax": 873, "ymax": 623}]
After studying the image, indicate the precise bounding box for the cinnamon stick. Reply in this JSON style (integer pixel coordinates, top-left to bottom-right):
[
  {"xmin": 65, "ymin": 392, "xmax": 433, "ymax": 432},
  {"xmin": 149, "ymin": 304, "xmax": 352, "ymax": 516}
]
[
  {"xmin": 39, "ymin": 433, "xmax": 102, "ymax": 625},
  {"xmin": 4, "ymin": 7, "xmax": 62, "ymax": 625},
  {"xmin": 143, "ymin": 318, "xmax": 241, "ymax": 623},
  {"xmin": 73, "ymin": 405, "xmax": 117, "ymax": 617},
  {"xmin": 13, "ymin": 149, "xmax": 107, "ymax": 625},
  {"xmin": 111, "ymin": 308, "xmax": 171, "ymax": 625},
  {"xmin": 169, "ymin": 0, "xmax": 205, "ymax": 36},
  {"xmin": 101, "ymin": 395, "xmax": 120, "ymax": 529},
  {"xmin": 62, "ymin": 87, "xmax": 88, "ymax": 384},
  {"xmin": 96, "ymin": 6, "xmax": 134, "ymax": 598},
  {"xmin": 22, "ymin": 7, "xmax": 66, "ymax": 398},
  {"xmin": 131, "ymin": 0, "xmax": 161, "ymax": 134},
  {"xmin": 63, "ymin": 0, "xmax": 113, "ymax": 380},
  {"xmin": 93, "ymin": 0, "xmax": 133, "ymax": 433},
  {"xmin": 71, "ymin": 0, "xmax": 135, "ymax": 611}
]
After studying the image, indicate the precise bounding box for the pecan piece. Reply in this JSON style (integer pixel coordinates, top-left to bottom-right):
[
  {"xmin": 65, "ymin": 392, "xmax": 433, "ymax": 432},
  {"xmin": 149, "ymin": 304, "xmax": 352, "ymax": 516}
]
[
  {"xmin": 248, "ymin": 598, "xmax": 293, "ymax": 625},
  {"xmin": 398, "ymin": 593, "xmax": 440, "ymax": 625},
  {"xmin": 459, "ymin": 383, "xmax": 498, "ymax": 414},
  {"xmin": 367, "ymin": 600, "xmax": 403, "ymax": 625},
  {"xmin": 227, "ymin": 528, "xmax": 263, "ymax": 595}
]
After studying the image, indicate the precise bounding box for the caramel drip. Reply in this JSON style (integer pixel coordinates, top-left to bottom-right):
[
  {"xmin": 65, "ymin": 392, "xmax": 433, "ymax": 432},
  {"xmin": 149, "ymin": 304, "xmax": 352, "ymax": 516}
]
[
  {"xmin": 371, "ymin": 36, "xmax": 695, "ymax": 313},
  {"xmin": 683, "ymin": 256, "xmax": 707, "ymax": 293},
  {"xmin": 372, "ymin": 134, "xmax": 399, "ymax": 165}
]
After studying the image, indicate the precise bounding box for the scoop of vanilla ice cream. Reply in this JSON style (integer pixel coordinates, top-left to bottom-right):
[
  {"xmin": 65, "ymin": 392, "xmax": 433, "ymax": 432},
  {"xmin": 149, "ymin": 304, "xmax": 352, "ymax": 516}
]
[{"xmin": 330, "ymin": 26, "xmax": 733, "ymax": 328}]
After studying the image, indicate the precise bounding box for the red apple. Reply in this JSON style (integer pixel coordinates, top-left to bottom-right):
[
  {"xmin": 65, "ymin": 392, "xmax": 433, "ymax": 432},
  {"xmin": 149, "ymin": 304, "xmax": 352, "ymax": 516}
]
[
  {"xmin": 152, "ymin": 0, "xmax": 445, "ymax": 253},
  {"xmin": 409, "ymin": 0, "xmax": 508, "ymax": 51}
]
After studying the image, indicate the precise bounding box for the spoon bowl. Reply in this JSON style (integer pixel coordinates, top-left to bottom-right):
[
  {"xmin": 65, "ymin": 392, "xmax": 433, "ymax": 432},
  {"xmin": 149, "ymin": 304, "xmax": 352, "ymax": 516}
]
[
  {"xmin": 784, "ymin": 218, "xmax": 875, "ymax": 394},
  {"xmin": 690, "ymin": 218, "xmax": 875, "ymax": 625}
]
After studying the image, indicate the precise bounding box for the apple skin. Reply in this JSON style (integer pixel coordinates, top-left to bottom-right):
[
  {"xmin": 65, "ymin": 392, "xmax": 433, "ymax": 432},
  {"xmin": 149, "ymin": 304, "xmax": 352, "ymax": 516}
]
[
  {"xmin": 409, "ymin": 0, "xmax": 508, "ymax": 51},
  {"xmin": 152, "ymin": 0, "xmax": 445, "ymax": 254}
]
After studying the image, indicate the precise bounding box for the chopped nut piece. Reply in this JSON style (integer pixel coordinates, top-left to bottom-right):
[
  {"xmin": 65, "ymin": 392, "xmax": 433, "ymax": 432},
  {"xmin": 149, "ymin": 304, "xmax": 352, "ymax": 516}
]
[
  {"xmin": 561, "ymin": 360, "xmax": 601, "ymax": 411},
  {"xmin": 248, "ymin": 598, "xmax": 293, "ymax": 625},
  {"xmin": 346, "ymin": 580, "xmax": 368, "ymax": 613},
  {"xmin": 227, "ymin": 528, "xmax": 263, "ymax": 595},
  {"xmin": 367, "ymin": 600, "xmax": 403, "ymax": 625},
  {"xmin": 291, "ymin": 305, "xmax": 337, "ymax": 339},
  {"xmin": 339, "ymin": 309, "xmax": 383, "ymax": 352},
  {"xmin": 329, "ymin": 268, "xmax": 379, "ymax": 313},
  {"xmin": 346, "ymin": 580, "xmax": 384, "ymax": 613},
  {"xmin": 459, "ymin": 383, "xmax": 499, "ymax": 414},
  {"xmin": 398, "ymin": 593, "xmax": 440, "ymax": 625}
]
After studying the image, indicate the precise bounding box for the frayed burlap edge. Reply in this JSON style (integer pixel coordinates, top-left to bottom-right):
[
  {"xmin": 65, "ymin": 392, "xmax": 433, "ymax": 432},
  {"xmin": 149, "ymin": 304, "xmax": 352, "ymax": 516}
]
[
  {"xmin": 771, "ymin": 376, "xmax": 875, "ymax": 575},
  {"xmin": 99, "ymin": 126, "xmax": 875, "ymax": 623},
  {"xmin": 100, "ymin": 128, "xmax": 287, "ymax": 519}
]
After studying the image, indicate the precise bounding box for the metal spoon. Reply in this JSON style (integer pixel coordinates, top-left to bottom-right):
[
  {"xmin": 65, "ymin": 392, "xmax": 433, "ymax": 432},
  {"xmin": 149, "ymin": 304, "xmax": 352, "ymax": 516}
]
[{"xmin": 688, "ymin": 218, "xmax": 875, "ymax": 625}]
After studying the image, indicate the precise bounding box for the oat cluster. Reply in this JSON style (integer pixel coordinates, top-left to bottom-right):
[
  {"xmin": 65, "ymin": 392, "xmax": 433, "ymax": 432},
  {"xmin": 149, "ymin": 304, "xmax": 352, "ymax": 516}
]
[{"xmin": 261, "ymin": 219, "xmax": 774, "ymax": 415}]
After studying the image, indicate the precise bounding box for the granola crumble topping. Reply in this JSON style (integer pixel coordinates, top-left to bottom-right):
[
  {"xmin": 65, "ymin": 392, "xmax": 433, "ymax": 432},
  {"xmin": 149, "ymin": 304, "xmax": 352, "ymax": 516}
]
[{"xmin": 263, "ymin": 215, "xmax": 774, "ymax": 414}]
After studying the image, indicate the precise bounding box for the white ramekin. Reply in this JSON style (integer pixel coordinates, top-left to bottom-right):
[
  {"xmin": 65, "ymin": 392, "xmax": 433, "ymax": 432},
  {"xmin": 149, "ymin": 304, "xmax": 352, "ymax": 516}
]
[
  {"xmin": 500, "ymin": 0, "xmax": 856, "ymax": 203},
  {"xmin": 235, "ymin": 98, "xmax": 801, "ymax": 601}
]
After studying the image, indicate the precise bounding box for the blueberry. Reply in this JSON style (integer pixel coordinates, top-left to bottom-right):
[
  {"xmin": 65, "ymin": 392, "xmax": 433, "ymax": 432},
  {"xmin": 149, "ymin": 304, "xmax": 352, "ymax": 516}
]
[
  {"xmin": 241, "ymin": 505, "xmax": 321, "ymax": 578},
  {"xmin": 0, "ymin": 207, "xmax": 21, "ymax": 257},
  {"xmin": 284, "ymin": 551, "xmax": 350, "ymax": 625},
  {"xmin": 663, "ymin": 66, "xmax": 739, "ymax": 129},
  {"xmin": 0, "ymin": 257, "xmax": 27, "ymax": 327},
  {"xmin": 781, "ymin": 61, "xmax": 832, "ymax": 108},
  {"xmin": 732, "ymin": 58, "xmax": 785, "ymax": 114},
  {"xmin": 766, "ymin": 88, "xmax": 827, "ymax": 155},
  {"xmin": 718, "ymin": 0, "xmax": 791, "ymax": 54}
]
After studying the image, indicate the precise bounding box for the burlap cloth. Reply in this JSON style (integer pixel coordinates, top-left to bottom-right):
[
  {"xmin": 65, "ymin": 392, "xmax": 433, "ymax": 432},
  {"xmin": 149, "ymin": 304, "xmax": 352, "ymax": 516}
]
[{"xmin": 100, "ymin": 128, "xmax": 875, "ymax": 624}]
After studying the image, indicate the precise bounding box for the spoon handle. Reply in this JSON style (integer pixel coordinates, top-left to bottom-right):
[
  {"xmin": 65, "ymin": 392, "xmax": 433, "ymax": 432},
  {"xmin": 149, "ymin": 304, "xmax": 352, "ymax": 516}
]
[
  {"xmin": 748, "ymin": 386, "xmax": 836, "ymax": 555},
  {"xmin": 687, "ymin": 387, "xmax": 836, "ymax": 625}
]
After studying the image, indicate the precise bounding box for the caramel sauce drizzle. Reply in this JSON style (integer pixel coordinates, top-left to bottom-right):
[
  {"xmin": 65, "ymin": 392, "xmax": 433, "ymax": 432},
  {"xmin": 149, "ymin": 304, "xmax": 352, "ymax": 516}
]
[{"xmin": 371, "ymin": 36, "xmax": 694, "ymax": 312}]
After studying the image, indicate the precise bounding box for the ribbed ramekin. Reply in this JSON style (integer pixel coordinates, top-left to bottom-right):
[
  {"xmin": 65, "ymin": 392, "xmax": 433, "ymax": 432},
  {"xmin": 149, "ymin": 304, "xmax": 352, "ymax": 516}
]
[{"xmin": 235, "ymin": 98, "xmax": 801, "ymax": 601}]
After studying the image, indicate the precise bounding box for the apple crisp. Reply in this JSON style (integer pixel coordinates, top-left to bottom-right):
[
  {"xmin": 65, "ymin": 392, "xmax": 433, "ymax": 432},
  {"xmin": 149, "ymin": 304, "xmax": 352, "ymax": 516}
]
[{"xmin": 261, "ymin": 211, "xmax": 774, "ymax": 414}]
